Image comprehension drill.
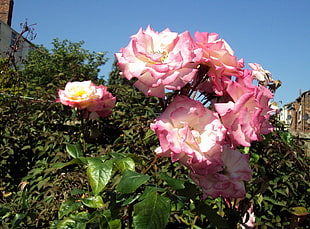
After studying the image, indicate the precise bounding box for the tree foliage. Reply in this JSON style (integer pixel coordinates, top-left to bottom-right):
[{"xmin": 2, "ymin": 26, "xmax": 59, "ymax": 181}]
[{"xmin": 21, "ymin": 38, "xmax": 108, "ymax": 99}]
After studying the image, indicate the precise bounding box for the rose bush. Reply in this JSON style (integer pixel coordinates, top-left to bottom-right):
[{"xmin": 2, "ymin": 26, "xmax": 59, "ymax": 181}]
[
  {"xmin": 116, "ymin": 26, "xmax": 278, "ymax": 205},
  {"xmin": 57, "ymin": 80, "xmax": 116, "ymax": 119}
]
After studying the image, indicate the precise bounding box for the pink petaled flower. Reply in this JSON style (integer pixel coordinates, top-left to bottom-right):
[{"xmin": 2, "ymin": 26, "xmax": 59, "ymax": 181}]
[
  {"xmin": 194, "ymin": 32, "xmax": 244, "ymax": 96},
  {"xmin": 214, "ymin": 74, "xmax": 274, "ymax": 147},
  {"xmin": 115, "ymin": 26, "xmax": 202, "ymax": 98},
  {"xmin": 150, "ymin": 95, "xmax": 226, "ymax": 174},
  {"xmin": 57, "ymin": 81, "xmax": 116, "ymax": 119},
  {"xmin": 248, "ymin": 63, "xmax": 273, "ymax": 84},
  {"xmin": 241, "ymin": 203, "xmax": 255, "ymax": 228},
  {"xmin": 190, "ymin": 146, "xmax": 252, "ymax": 199}
]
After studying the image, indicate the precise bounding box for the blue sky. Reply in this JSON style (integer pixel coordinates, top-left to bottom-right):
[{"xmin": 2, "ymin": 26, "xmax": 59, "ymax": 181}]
[{"xmin": 11, "ymin": 0, "xmax": 310, "ymax": 106}]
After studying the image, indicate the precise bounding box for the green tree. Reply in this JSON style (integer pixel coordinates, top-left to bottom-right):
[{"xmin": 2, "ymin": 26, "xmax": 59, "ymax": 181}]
[
  {"xmin": 108, "ymin": 58, "xmax": 133, "ymax": 86},
  {"xmin": 0, "ymin": 57, "xmax": 20, "ymax": 93},
  {"xmin": 21, "ymin": 38, "xmax": 108, "ymax": 99}
]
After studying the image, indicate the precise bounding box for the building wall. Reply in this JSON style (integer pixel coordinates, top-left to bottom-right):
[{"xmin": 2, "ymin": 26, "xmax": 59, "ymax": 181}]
[
  {"xmin": 278, "ymin": 103, "xmax": 293, "ymax": 130},
  {"xmin": 0, "ymin": 0, "xmax": 13, "ymax": 26},
  {"xmin": 0, "ymin": 0, "xmax": 31, "ymax": 66},
  {"xmin": 279, "ymin": 91, "xmax": 310, "ymax": 134},
  {"xmin": 292, "ymin": 91, "xmax": 310, "ymax": 134},
  {"xmin": 0, "ymin": 19, "xmax": 32, "ymax": 66},
  {"xmin": 280, "ymin": 90, "xmax": 310, "ymax": 156}
]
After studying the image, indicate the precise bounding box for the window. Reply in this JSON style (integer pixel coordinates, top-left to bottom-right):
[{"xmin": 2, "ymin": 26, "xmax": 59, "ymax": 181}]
[{"xmin": 10, "ymin": 32, "xmax": 17, "ymax": 47}]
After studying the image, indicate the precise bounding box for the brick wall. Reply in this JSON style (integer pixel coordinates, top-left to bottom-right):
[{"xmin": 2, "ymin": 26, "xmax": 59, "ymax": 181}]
[
  {"xmin": 288, "ymin": 90, "xmax": 310, "ymax": 134},
  {"xmin": 0, "ymin": 0, "xmax": 13, "ymax": 26},
  {"xmin": 287, "ymin": 90, "xmax": 310, "ymax": 157}
]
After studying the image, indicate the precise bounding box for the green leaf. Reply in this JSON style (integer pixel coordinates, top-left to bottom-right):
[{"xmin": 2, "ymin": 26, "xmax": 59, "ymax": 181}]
[
  {"xmin": 159, "ymin": 172, "xmax": 185, "ymax": 190},
  {"xmin": 279, "ymin": 131, "xmax": 294, "ymax": 145},
  {"xmin": 56, "ymin": 212, "xmax": 90, "ymax": 229},
  {"xmin": 263, "ymin": 196, "xmax": 287, "ymax": 207},
  {"xmin": 133, "ymin": 188, "xmax": 170, "ymax": 229},
  {"xmin": 11, "ymin": 213, "xmax": 27, "ymax": 227},
  {"xmin": 100, "ymin": 209, "xmax": 122, "ymax": 229},
  {"xmin": 58, "ymin": 198, "xmax": 82, "ymax": 219},
  {"xmin": 21, "ymin": 145, "xmax": 31, "ymax": 150},
  {"xmin": 37, "ymin": 177, "xmax": 50, "ymax": 190},
  {"xmin": 250, "ymin": 152, "xmax": 260, "ymax": 163},
  {"xmin": 117, "ymin": 170, "xmax": 150, "ymax": 194},
  {"xmin": 122, "ymin": 194, "xmax": 141, "ymax": 206},
  {"xmin": 0, "ymin": 205, "xmax": 12, "ymax": 219},
  {"xmin": 55, "ymin": 218, "xmax": 77, "ymax": 229},
  {"xmin": 194, "ymin": 201, "xmax": 229, "ymax": 228},
  {"xmin": 87, "ymin": 158, "xmax": 113, "ymax": 195},
  {"xmin": 114, "ymin": 157, "xmax": 135, "ymax": 173},
  {"xmin": 47, "ymin": 157, "xmax": 87, "ymax": 172},
  {"xmin": 70, "ymin": 211, "xmax": 91, "ymax": 221},
  {"xmin": 176, "ymin": 182, "xmax": 200, "ymax": 200},
  {"xmin": 81, "ymin": 196, "xmax": 104, "ymax": 208},
  {"xmin": 290, "ymin": 206, "xmax": 309, "ymax": 216},
  {"xmin": 71, "ymin": 188, "xmax": 85, "ymax": 196},
  {"xmin": 66, "ymin": 143, "xmax": 83, "ymax": 158}
]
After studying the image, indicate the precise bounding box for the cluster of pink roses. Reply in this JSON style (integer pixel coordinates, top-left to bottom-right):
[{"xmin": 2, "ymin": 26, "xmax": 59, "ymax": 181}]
[
  {"xmin": 116, "ymin": 26, "xmax": 277, "ymax": 199},
  {"xmin": 57, "ymin": 80, "xmax": 116, "ymax": 119}
]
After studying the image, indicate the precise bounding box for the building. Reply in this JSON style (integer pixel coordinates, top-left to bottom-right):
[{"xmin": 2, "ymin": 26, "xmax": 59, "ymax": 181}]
[
  {"xmin": 0, "ymin": 0, "xmax": 32, "ymax": 66},
  {"xmin": 279, "ymin": 90, "xmax": 310, "ymax": 156},
  {"xmin": 0, "ymin": 0, "xmax": 13, "ymax": 26},
  {"xmin": 279, "ymin": 90, "xmax": 310, "ymax": 134}
]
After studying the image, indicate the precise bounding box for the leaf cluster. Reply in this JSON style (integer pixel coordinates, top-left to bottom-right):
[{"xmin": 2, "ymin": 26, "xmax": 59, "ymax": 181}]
[{"xmin": 246, "ymin": 120, "xmax": 310, "ymax": 228}]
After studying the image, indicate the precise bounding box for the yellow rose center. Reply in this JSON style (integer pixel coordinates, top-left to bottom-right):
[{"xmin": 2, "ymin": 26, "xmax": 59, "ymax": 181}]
[
  {"xmin": 69, "ymin": 86, "xmax": 94, "ymax": 100},
  {"xmin": 151, "ymin": 50, "xmax": 169, "ymax": 63},
  {"xmin": 73, "ymin": 87, "xmax": 88, "ymax": 97}
]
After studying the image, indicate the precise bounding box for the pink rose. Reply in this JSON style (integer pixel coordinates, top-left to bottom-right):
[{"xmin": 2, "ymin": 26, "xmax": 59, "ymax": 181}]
[
  {"xmin": 248, "ymin": 63, "xmax": 273, "ymax": 84},
  {"xmin": 190, "ymin": 146, "xmax": 252, "ymax": 198},
  {"xmin": 241, "ymin": 203, "xmax": 255, "ymax": 228},
  {"xmin": 194, "ymin": 32, "xmax": 244, "ymax": 96},
  {"xmin": 57, "ymin": 81, "xmax": 116, "ymax": 119},
  {"xmin": 214, "ymin": 74, "xmax": 274, "ymax": 147},
  {"xmin": 150, "ymin": 95, "xmax": 226, "ymax": 174},
  {"xmin": 115, "ymin": 26, "xmax": 202, "ymax": 98}
]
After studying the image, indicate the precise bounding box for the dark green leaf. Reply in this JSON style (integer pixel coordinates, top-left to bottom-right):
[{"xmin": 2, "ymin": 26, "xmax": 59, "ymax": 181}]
[
  {"xmin": 11, "ymin": 213, "xmax": 27, "ymax": 227},
  {"xmin": 66, "ymin": 143, "xmax": 83, "ymax": 158},
  {"xmin": 176, "ymin": 182, "xmax": 200, "ymax": 200},
  {"xmin": 101, "ymin": 209, "xmax": 122, "ymax": 229},
  {"xmin": 71, "ymin": 188, "xmax": 85, "ymax": 196},
  {"xmin": 194, "ymin": 201, "xmax": 229, "ymax": 228},
  {"xmin": 47, "ymin": 157, "xmax": 87, "ymax": 171},
  {"xmin": 117, "ymin": 170, "xmax": 150, "ymax": 194},
  {"xmin": 159, "ymin": 172, "xmax": 185, "ymax": 190},
  {"xmin": 133, "ymin": 188, "xmax": 170, "ymax": 229},
  {"xmin": 279, "ymin": 131, "xmax": 294, "ymax": 145},
  {"xmin": 58, "ymin": 198, "xmax": 82, "ymax": 219},
  {"xmin": 122, "ymin": 194, "xmax": 141, "ymax": 206}
]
